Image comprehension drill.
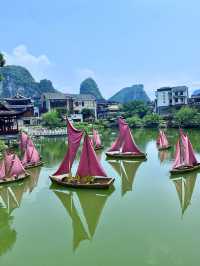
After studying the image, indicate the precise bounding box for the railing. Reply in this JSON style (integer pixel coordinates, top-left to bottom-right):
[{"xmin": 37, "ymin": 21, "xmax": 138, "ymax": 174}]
[{"xmin": 25, "ymin": 128, "xmax": 67, "ymax": 137}]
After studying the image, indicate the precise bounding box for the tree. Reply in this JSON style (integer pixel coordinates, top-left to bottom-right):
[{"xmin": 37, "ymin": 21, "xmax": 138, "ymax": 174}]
[
  {"xmin": 42, "ymin": 111, "xmax": 61, "ymax": 128},
  {"xmin": 174, "ymin": 107, "xmax": 197, "ymax": 127},
  {"xmin": 122, "ymin": 100, "xmax": 149, "ymax": 118},
  {"xmin": 81, "ymin": 108, "xmax": 95, "ymax": 121},
  {"xmin": 143, "ymin": 113, "xmax": 162, "ymax": 128},
  {"xmin": 126, "ymin": 116, "xmax": 142, "ymax": 128},
  {"xmin": 0, "ymin": 53, "xmax": 6, "ymax": 67}
]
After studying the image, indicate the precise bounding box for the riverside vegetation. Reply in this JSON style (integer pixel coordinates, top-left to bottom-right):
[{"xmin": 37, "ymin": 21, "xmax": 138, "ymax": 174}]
[{"xmin": 41, "ymin": 100, "xmax": 200, "ymax": 130}]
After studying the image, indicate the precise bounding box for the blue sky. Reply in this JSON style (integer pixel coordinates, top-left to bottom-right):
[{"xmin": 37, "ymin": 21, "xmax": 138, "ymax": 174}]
[{"xmin": 1, "ymin": 0, "xmax": 200, "ymax": 99}]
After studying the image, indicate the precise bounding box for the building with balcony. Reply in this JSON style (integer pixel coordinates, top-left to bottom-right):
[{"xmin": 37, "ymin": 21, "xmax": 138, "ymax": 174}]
[{"xmin": 155, "ymin": 86, "xmax": 189, "ymax": 115}]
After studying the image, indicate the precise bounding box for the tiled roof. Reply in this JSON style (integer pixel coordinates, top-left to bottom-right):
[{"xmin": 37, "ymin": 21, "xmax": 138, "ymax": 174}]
[{"xmin": 42, "ymin": 92, "xmax": 96, "ymax": 101}]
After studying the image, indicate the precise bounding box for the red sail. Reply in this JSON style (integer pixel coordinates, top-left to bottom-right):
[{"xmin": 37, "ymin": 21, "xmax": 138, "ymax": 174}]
[
  {"xmin": 76, "ymin": 134, "xmax": 107, "ymax": 178},
  {"xmin": 122, "ymin": 127, "xmax": 142, "ymax": 154},
  {"xmin": 108, "ymin": 117, "xmax": 128, "ymax": 152},
  {"xmin": 53, "ymin": 119, "xmax": 84, "ymax": 175}
]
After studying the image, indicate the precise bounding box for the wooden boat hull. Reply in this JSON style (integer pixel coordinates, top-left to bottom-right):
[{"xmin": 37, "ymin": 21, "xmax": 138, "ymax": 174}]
[
  {"xmin": 49, "ymin": 175, "xmax": 115, "ymax": 189},
  {"xmin": 106, "ymin": 152, "xmax": 147, "ymax": 160},
  {"xmin": 170, "ymin": 163, "xmax": 200, "ymax": 175},
  {"xmin": 24, "ymin": 161, "xmax": 43, "ymax": 169},
  {"xmin": 0, "ymin": 173, "xmax": 30, "ymax": 185},
  {"xmin": 158, "ymin": 145, "xmax": 171, "ymax": 151},
  {"xmin": 94, "ymin": 145, "xmax": 104, "ymax": 151}
]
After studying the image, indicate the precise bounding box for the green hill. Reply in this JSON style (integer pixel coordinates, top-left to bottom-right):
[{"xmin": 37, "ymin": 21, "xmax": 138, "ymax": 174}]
[
  {"xmin": 0, "ymin": 65, "xmax": 57, "ymax": 98},
  {"xmin": 80, "ymin": 78, "xmax": 104, "ymax": 100},
  {"xmin": 109, "ymin": 84, "xmax": 150, "ymax": 103}
]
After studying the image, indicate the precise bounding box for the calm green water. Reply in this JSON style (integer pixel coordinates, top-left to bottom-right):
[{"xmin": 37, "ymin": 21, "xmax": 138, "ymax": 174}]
[{"xmin": 1, "ymin": 129, "xmax": 200, "ymax": 266}]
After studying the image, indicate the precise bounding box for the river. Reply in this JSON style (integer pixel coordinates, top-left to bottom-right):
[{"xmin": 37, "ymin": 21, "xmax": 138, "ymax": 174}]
[{"xmin": 0, "ymin": 128, "xmax": 200, "ymax": 266}]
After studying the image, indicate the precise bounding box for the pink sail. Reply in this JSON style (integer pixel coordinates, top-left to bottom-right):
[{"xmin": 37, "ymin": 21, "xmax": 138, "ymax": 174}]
[
  {"xmin": 27, "ymin": 137, "xmax": 35, "ymax": 148},
  {"xmin": 22, "ymin": 146, "xmax": 40, "ymax": 165},
  {"xmin": 181, "ymin": 133, "xmax": 198, "ymax": 166},
  {"xmin": 108, "ymin": 117, "xmax": 128, "ymax": 152},
  {"xmin": 19, "ymin": 132, "xmax": 29, "ymax": 151},
  {"xmin": 173, "ymin": 130, "xmax": 198, "ymax": 169},
  {"xmin": 53, "ymin": 119, "xmax": 84, "ymax": 175},
  {"xmin": 9, "ymin": 155, "xmax": 26, "ymax": 177},
  {"xmin": 76, "ymin": 134, "xmax": 107, "ymax": 178},
  {"xmin": 122, "ymin": 127, "xmax": 142, "ymax": 154},
  {"xmin": 158, "ymin": 130, "xmax": 169, "ymax": 148},
  {"xmin": 173, "ymin": 140, "xmax": 183, "ymax": 169},
  {"xmin": 5, "ymin": 153, "xmax": 15, "ymax": 174},
  {"xmin": 0, "ymin": 160, "xmax": 6, "ymax": 179},
  {"xmin": 93, "ymin": 129, "xmax": 101, "ymax": 147}
]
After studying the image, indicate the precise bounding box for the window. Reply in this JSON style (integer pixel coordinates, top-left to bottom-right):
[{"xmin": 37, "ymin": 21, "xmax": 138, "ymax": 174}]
[
  {"xmin": 162, "ymin": 92, "xmax": 166, "ymax": 103},
  {"xmin": 175, "ymin": 98, "xmax": 178, "ymax": 103},
  {"xmin": 180, "ymin": 91, "xmax": 183, "ymax": 96},
  {"xmin": 75, "ymin": 102, "xmax": 79, "ymax": 107},
  {"xmin": 82, "ymin": 101, "xmax": 84, "ymax": 107}
]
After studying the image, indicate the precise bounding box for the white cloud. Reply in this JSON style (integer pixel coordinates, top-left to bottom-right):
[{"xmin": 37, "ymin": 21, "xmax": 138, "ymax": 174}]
[
  {"xmin": 76, "ymin": 68, "xmax": 95, "ymax": 80},
  {"xmin": 4, "ymin": 45, "xmax": 51, "ymax": 81}
]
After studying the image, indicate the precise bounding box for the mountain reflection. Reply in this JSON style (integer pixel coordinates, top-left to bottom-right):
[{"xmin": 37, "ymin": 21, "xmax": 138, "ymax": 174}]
[
  {"xmin": 171, "ymin": 172, "xmax": 197, "ymax": 216},
  {"xmin": 51, "ymin": 187, "xmax": 114, "ymax": 251},
  {"xmin": 107, "ymin": 159, "xmax": 143, "ymax": 196}
]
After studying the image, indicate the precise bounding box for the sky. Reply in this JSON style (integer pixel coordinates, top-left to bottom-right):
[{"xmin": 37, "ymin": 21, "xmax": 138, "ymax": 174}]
[{"xmin": 1, "ymin": 0, "xmax": 200, "ymax": 99}]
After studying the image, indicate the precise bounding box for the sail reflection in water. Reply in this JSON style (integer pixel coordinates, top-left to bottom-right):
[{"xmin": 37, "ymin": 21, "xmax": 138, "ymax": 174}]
[
  {"xmin": 107, "ymin": 159, "xmax": 143, "ymax": 196},
  {"xmin": 158, "ymin": 150, "xmax": 171, "ymax": 163},
  {"xmin": 0, "ymin": 167, "xmax": 41, "ymax": 256},
  {"xmin": 52, "ymin": 188, "xmax": 114, "ymax": 251},
  {"xmin": 171, "ymin": 172, "xmax": 197, "ymax": 216}
]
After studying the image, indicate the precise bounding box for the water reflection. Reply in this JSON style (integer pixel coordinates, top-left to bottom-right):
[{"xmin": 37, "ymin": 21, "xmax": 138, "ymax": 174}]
[
  {"xmin": 51, "ymin": 187, "xmax": 114, "ymax": 251},
  {"xmin": 158, "ymin": 150, "xmax": 171, "ymax": 163},
  {"xmin": 0, "ymin": 167, "xmax": 41, "ymax": 256},
  {"xmin": 171, "ymin": 172, "xmax": 197, "ymax": 216},
  {"xmin": 107, "ymin": 159, "xmax": 143, "ymax": 196}
]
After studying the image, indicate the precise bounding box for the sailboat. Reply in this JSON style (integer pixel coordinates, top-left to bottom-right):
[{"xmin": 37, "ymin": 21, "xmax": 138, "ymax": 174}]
[
  {"xmin": 157, "ymin": 130, "xmax": 171, "ymax": 150},
  {"xmin": 106, "ymin": 117, "xmax": 146, "ymax": 159},
  {"xmin": 20, "ymin": 131, "xmax": 43, "ymax": 169},
  {"xmin": 107, "ymin": 159, "xmax": 143, "ymax": 196},
  {"xmin": 50, "ymin": 119, "xmax": 114, "ymax": 189},
  {"xmin": 93, "ymin": 129, "xmax": 103, "ymax": 150},
  {"xmin": 0, "ymin": 153, "xmax": 30, "ymax": 184},
  {"xmin": 51, "ymin": 187, "xmax": 114, "ymax": 251},
  {"xmin": 171, "ymin": 172, "xmax": 197, "ymax": 216},
  {"xmin": 170, "ymin": 130, "xmax": 200, "ymax": 174}
]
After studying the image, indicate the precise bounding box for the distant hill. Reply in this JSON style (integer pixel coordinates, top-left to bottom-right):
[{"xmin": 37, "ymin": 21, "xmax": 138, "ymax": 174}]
[
  {"xmin": 192, "ymin": 89, "xmax": 200, "ymax": 96},
  {"xmin": 0, "ymin": 65, "xmax": 57, "ymax": 98},
  {"xmin": 80, "ymin": 78, "xmax": 104, "ymax": 100},
  {"xmin": 109, "ymin": 84, "xmax": 150, "ymax": 103}
]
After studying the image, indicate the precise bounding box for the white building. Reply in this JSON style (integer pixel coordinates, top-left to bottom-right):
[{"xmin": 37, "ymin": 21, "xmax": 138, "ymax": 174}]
[
  {"xmin": 41, "ymin": 92, "xmax": 97, "ymax": 119},
  {"xmin": 155, "ymin": 86, "xmax": 189, "ymax": 115}
]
